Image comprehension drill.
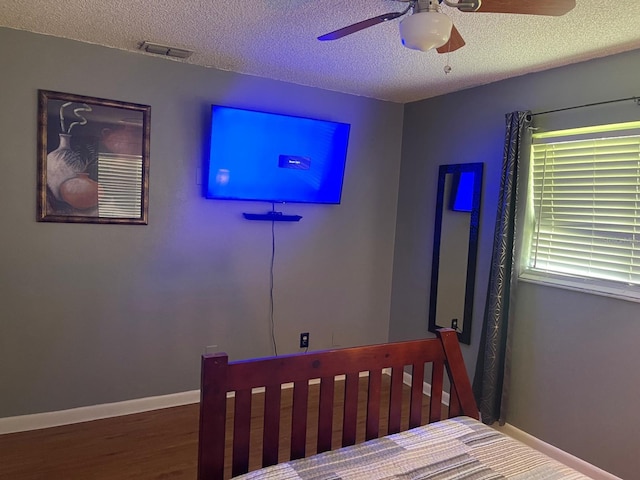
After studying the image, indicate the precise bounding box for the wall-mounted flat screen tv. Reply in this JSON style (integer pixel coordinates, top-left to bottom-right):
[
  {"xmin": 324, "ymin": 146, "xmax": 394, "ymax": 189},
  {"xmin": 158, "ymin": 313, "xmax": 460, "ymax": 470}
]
[{"xmin": 205, "ymin": 105, "xmax": 351, "ymax": 204}]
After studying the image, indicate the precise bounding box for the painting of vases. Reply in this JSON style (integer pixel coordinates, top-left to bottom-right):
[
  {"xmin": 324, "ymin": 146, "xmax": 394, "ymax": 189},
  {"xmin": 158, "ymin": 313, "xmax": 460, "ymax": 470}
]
[
  {"xmin": 46, "ymin": 132, "xmax": 99, "ymax": 216},
  {"xmin": 37, "ymin": 90, "xmax": 151, "ymax": 224}
]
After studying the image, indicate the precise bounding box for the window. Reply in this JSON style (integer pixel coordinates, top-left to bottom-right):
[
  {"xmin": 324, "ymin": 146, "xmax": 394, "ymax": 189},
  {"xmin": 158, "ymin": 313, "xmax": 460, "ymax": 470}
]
[{"xmin": 521, "ymin": 120, "xmax": 640, "ymax": 301}]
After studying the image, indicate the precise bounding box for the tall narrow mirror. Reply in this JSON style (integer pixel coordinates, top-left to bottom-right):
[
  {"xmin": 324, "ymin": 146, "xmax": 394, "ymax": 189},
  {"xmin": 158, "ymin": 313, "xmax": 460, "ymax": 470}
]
[{"xmin": 428, "ymin": 163, "xmax": 483, "ymax": 344}]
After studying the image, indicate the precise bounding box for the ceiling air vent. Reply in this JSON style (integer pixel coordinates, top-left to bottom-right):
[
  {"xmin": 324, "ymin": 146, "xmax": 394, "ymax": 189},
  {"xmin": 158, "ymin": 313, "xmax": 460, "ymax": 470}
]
[{"xmin": 139, "ymin": 41, "xmax": 193, "ymax": 59}]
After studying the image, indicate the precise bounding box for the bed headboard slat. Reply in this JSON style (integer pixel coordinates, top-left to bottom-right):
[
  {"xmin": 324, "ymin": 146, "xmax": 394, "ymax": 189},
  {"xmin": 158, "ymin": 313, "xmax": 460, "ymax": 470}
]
[
  {"xmin": 317, "ymin": 376, "xmax": 335, "ymax": 453},
  {"xmin": 409, "ymin": 361, "xmax": 425, "ymax": 429},
  {"xmin": 262, "ymin": 385, "xmax": 282, "ymax": 467},
  {"xmin": 290, "ymin": 381, "xmax": 309, "ymax": 460},
  {"xmin": 198, "ymin": 329, "xmax": 479, "ymax": 480},
  {"xmin": 388, "ymin": 366, "xmax": 404, "ymax": 434},
  {"xmin": 231, "ymin": 389, "xmax": 252, "ymax": 477},
  {"xmin": 341, "ymin": 373, "xmax": 359, "ymax": 447},
  {"xmin": 429, "ymin": 360, "xmax": 444, "ymax": 423},
  {"xmin": 365, "ymin": 369, "xmax": 382, "ymax": 441}
]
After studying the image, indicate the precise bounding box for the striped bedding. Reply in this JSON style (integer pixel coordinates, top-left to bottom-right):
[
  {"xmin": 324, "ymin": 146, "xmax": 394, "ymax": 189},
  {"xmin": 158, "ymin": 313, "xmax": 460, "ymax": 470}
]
[{"xmin": 234, "ymin": 416, "xmax": 591, "ymax": 479}]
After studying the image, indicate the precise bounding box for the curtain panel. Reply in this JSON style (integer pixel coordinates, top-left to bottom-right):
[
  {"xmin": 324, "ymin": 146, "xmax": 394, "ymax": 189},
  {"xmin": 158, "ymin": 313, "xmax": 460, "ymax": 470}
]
[{"xmin": 473, "ymin": 111, "xmax": 531, "ymax": 425}]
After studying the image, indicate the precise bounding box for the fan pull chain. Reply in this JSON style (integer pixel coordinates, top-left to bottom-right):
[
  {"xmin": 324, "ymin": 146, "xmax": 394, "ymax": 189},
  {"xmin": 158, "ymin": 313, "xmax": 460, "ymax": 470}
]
[{"xmin": 444, "ymin": 45, "xmax": 452, "ymax": 74}]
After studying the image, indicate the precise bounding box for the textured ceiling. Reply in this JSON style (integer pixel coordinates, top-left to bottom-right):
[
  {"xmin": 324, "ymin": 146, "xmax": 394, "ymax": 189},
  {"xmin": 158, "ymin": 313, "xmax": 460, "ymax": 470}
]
[{"xmin": 1, "ymin": 0, "xmax": 640, "ymax": 103}]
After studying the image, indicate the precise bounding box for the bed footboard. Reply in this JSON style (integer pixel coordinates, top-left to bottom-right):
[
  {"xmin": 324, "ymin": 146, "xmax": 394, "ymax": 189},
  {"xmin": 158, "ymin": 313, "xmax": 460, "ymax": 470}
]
[{"xmin": 198, "ymin": 329, "xmax": 478, "ymax": 480}]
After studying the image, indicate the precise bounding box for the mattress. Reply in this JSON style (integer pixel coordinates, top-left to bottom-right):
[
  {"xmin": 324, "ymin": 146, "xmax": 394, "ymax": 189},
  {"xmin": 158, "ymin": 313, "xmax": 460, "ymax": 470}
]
[{"xmin": 234, "ymin": 416, "xmax": 592, "ymax": 479}]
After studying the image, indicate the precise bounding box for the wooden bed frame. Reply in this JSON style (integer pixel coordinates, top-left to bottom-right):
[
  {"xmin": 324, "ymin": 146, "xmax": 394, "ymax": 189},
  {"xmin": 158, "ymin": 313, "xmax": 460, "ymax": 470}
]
[{"xmin": 198, "ymin": 329, "xmax": 479, "ymax": 480}]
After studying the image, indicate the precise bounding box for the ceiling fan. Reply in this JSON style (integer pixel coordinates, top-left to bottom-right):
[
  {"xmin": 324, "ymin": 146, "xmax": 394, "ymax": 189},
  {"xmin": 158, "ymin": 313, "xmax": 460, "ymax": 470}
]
[{"xmin": 318, "ymin": 0, "xmax": 576, "ymax": 53}]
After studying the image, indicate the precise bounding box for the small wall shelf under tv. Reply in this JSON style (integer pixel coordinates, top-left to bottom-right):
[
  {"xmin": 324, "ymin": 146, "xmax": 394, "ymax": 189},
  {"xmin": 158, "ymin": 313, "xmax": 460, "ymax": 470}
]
[{"xmin": 242, "ymin": 212, "xmax": 302, "ymax": 222}]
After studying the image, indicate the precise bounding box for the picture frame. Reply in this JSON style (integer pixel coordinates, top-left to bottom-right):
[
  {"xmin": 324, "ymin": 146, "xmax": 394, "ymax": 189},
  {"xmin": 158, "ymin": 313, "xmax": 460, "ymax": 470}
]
[{"xmin": 37, "ymin": 90, "xmax": 151, "ymax": 224}]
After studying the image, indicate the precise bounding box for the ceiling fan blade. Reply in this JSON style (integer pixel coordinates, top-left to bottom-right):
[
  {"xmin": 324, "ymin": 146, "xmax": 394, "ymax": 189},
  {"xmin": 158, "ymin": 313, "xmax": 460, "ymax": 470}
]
[
  {"xmin": 436, "ymin": 24, "xmax": 465, "ymax": 53},
  {"xmin": 474, "ymin": 0, "xmax": 576, "ymax": 16},
  {"xmin": 318, "ymin": 11, "xmax": 405, "ymax": 41}
]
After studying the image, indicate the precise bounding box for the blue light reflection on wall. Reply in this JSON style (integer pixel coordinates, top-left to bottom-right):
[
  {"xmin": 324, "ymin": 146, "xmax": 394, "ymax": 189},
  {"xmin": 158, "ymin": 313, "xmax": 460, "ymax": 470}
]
[
  {"xmin": 205, "ymin": 106, "xmax": 350, "ymax": 204},
  {"xmin": 449, "ymin": 171, "xmax": 475, "ymax": 212}
]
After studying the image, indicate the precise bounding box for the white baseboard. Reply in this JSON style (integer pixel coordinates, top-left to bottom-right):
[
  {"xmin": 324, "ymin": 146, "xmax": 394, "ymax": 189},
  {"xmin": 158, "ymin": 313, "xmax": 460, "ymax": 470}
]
[{"xmin": 0, "ymin": 390, "xmax": 200, "ymax": 435}]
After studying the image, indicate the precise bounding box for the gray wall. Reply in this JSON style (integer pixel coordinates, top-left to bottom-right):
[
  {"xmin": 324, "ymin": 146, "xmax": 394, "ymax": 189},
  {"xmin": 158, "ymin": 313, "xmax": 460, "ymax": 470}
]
[
  {"xmin": 391, "ymin": 48, "xmax": 640, "ymax": 479},
  {"xmin": 0, "ymin": 27, "xmax": 404, "ymax": 417}
]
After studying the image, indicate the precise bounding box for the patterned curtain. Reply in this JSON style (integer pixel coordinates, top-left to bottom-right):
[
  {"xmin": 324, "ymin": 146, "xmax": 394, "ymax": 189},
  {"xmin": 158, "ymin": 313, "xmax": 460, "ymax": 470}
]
[{"xmin": 472, "ymin": 111, "xmax": 531, "ymax": 425}]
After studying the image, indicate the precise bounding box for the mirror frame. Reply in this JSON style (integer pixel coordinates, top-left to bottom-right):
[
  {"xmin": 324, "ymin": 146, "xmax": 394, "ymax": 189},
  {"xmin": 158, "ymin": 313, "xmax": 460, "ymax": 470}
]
[{"xmin": 428, "ymin": 162, "xmax": 483, "ymax": 344}]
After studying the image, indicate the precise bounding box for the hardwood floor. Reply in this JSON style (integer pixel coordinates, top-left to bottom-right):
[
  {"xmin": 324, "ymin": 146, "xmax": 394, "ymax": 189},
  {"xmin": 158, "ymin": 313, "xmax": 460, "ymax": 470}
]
[
  {"xmin": 0, "ymin": 376, "xmax": 435, "ymax": 479},
  {"xmin": 0, "ymin": 404, "xmax": 200, "ymax": 479}
]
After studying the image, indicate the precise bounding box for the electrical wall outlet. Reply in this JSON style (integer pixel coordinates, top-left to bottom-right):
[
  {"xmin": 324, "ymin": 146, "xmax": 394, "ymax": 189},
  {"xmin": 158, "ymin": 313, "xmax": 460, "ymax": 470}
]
[
  {"xmin": 451, "ymin": 319, "xmax": 458, "ymax": 330},
  {"xmin": 299, "ymin": 332, "xmax": 309, "ymax": 349}
]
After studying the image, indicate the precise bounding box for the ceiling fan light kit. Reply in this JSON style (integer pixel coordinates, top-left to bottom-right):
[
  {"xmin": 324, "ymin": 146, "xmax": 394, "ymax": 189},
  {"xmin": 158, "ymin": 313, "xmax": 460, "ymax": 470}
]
[{"xmin": 399, "ymin": 11, "xmax": 453, "ymax": 51}]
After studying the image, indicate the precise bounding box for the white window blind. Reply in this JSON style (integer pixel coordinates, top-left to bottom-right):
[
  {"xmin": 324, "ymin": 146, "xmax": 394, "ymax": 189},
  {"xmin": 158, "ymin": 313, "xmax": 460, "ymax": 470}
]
[{"xmin": 527, "ymin": 121, "xmax": 640, "ymax": 289}]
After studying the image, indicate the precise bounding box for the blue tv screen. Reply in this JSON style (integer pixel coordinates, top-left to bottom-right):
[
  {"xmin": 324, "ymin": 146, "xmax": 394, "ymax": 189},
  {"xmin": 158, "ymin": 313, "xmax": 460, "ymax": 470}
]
[{"xmin": 205, "ymin": 105, "xmax": 350, "ymax": 204}]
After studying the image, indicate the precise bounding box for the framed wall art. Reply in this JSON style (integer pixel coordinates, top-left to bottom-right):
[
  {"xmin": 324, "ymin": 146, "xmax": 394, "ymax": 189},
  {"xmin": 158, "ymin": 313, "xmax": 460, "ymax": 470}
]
[{"xmin": 37, "ymin": 90, "xmax": 151, "ymax": 224}]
